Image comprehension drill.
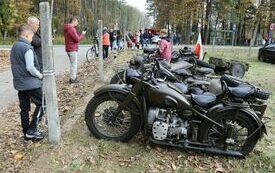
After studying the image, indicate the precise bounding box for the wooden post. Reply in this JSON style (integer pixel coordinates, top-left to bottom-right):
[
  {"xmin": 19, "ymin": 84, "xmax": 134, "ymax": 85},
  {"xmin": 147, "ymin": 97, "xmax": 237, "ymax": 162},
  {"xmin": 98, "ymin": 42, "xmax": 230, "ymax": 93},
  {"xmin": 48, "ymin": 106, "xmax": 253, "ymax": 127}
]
[
  {"xmin": 98, "ymin": 20, "xmax": 104, "ymax": 82},
  {"xmin": 212, "ymin": 34, "xmax": 216, "ymax": 51},
  {"xmin": 232, "ymin": 31, "xmax": 235, "ymax": 49},
  {"xmin": 40, "ymin": 2, "xmax": 60, "ymax": 144}
]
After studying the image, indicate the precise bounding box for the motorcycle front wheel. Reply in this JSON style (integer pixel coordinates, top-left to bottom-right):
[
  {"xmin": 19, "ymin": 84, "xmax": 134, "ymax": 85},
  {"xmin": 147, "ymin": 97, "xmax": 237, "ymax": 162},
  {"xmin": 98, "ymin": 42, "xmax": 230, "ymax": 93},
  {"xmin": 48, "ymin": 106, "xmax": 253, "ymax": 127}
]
[
  {"xmin": 85, "ymin": 92, "xmax": 141, "ymax": 142},
  {"xmin": 199, "ymin": 110, "xmax": 259, "ymax": 156}
]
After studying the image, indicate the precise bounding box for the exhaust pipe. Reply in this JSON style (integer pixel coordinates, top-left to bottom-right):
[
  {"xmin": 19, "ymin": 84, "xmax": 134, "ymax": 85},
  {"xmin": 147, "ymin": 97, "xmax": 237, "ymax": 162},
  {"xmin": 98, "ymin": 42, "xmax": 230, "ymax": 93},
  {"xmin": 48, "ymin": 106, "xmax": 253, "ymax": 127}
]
[{"xmin": 149, "ymin": 137, "xmax": 244, "ymax": 158}]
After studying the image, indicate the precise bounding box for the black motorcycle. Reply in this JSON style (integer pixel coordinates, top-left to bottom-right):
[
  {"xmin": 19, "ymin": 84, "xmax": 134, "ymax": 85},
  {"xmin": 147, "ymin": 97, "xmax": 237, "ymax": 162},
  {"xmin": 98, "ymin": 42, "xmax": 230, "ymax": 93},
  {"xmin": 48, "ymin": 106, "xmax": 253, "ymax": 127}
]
[
  {"xmin": 85, "ymin": 60, "xmax": 267, "ymax": 157},
  {"xmin": 110, "ymin": 50, "xmax": 213, "ymax": 85}
]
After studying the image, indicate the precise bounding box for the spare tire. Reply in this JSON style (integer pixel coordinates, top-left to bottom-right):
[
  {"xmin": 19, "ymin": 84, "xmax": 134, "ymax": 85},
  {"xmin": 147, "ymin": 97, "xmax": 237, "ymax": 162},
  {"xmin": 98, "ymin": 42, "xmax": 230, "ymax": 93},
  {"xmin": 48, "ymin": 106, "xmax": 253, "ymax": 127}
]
[
  {"xmin": 197, "ymin": 59, "xmax": 216, "ymax": 70},
  {"xmin": 230, "ymin": 63, "xmax": 246, "ymax": 78},
  {"xmin": 251, "ymin": 89, "xmax": 270, "ymax": 100}
]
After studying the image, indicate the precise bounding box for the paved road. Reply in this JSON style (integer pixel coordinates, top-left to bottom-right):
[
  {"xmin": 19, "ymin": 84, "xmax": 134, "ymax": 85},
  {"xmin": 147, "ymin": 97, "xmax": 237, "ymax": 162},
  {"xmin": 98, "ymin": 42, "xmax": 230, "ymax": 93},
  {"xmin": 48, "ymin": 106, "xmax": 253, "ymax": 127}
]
[{"xmin": 0, "ymin": 45, "xmax": 91, "ymax": 109}]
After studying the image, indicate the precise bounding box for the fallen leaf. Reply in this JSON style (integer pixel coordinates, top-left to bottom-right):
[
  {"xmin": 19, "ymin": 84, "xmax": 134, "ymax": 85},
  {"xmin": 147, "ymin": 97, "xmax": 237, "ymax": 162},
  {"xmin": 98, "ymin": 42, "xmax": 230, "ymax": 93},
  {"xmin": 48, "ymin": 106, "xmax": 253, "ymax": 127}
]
[
  {"xmin": 10, "ymin": 150, "xmax": 18, "ymax": 154},
  {"xmin": 87, "ymin": 157, "xmax": 96, "ymax": 165},
  {"xmin": 215, "ymin": 167, "xmax": 225, "ymax": 173},
  {"xmin": 34, "ymin": 143, "xmax": 42, "ymax": 147},
  {"xmin": 14, "ymin": 153, "xmax": 24, "ymax": 160},
  {"xmin": 79, "ymin": 164, "xmax": 85, "ymax": 170},
  {"xmin": 99, "ymin": 154, "xmax": 107, "ymax": 159},
  {"xmin": 171, "ymin": 163, "xmax": 177, "ymax": 171},
  {"xmin": 89, "ymin": 146, "xmax": 95, "ymax": 151}
]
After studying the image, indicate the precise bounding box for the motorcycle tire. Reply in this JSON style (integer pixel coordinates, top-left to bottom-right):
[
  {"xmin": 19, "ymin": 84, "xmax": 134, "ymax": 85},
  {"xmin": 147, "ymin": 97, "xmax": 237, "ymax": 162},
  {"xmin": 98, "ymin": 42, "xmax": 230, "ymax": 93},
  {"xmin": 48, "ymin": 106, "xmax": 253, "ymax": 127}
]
[
  {"xmin": 220, "ymin": 74, "xmax": 242, "ymax": 87},
  {"xmin": 110, "ymin": 70, "xmax": 125, "ymax": 84},
  {"xmin": 230, "ymin": 63, "xmax": 246, "ymax": 78},
  {"xmin": 199, "ymin": 110, "xmax": 259, "ymax": 156},
  {"xmin": 196, "ymin": 59, "xmax": 216, "ymax": 70},
  {"xmin": 251, "ymin": 88, "xmax": 270, "ymax": 100},
  {"xmin": 85, "ymin": 92, "xmax": 141, "ymax": 142}
]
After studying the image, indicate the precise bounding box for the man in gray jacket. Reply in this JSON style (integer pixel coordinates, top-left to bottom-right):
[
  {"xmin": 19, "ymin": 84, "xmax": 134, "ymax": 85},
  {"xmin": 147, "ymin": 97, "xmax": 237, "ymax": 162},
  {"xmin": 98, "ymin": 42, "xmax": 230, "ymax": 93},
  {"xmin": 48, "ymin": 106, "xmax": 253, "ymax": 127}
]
[{"xmin": 10, "ymin": 24, "xmax": 44, "ymax": 140}]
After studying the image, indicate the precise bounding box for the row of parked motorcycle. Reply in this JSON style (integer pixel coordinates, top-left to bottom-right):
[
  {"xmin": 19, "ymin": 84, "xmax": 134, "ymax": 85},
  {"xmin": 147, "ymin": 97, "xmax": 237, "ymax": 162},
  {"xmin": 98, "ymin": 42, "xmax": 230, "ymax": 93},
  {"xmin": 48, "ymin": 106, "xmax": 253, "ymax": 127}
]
[{"xmin": 84, "ymin": 47, "xmax": 270, "ymax": 158}]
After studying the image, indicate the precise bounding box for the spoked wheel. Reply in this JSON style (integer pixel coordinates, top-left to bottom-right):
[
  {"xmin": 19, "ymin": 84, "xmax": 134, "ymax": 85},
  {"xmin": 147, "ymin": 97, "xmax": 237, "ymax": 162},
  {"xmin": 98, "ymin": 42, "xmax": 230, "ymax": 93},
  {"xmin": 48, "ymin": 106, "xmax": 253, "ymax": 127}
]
[
  {"xmin": 85, "ymin": 92, "xmax": 141, "ymax": 141},
  {"xmin": 199, "ymin": 111, "xmax": 259, "ymax": 156},
  {"xmin": 86, "ymin": 47, "xmax": 96, "ymax": 62}
]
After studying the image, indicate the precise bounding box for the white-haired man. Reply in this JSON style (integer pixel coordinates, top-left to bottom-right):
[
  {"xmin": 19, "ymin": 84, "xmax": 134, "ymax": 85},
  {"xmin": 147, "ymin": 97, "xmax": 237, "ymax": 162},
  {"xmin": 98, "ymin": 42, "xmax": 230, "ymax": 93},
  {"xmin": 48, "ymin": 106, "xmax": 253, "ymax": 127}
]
[{"xmin": 27, "ymin": 16, "xmax": 42, "ymax": 70}]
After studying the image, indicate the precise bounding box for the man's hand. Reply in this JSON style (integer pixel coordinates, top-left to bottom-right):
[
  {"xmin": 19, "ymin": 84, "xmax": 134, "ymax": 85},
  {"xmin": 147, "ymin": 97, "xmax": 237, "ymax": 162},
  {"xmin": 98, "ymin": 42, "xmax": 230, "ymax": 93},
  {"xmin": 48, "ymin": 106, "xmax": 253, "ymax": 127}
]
[{"xmin": 38, "ymin": 74, "xmax": 43, "ymax": 80}]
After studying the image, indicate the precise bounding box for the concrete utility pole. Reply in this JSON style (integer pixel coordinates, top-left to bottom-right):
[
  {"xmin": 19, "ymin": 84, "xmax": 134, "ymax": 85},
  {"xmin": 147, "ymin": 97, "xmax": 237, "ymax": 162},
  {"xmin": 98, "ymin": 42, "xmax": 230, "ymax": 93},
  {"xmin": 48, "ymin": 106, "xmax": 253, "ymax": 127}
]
[
  {"xmin": 98, "ymin": 20, "xmax": 104, "ymax": 82},
  {"xmin": 40, "ymin": 2, "xmax": 61, "ymax": 144}
]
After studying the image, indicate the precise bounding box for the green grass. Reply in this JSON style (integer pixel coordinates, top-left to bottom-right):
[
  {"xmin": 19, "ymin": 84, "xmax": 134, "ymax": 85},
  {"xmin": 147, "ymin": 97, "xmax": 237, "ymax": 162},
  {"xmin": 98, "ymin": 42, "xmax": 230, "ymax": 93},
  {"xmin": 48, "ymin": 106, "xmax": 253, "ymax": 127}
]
[{"xmin": 0, "ymin": 37, "xmax": 16, "ymax": 45}]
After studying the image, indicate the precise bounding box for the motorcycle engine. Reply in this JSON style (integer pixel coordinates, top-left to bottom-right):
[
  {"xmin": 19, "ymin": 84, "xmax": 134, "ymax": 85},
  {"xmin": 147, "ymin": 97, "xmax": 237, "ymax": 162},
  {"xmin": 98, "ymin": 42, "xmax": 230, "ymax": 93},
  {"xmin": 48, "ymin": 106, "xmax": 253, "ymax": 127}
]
[{"xmin": 148, "ymin": 108, "xmax": 189, "ymax": 141}]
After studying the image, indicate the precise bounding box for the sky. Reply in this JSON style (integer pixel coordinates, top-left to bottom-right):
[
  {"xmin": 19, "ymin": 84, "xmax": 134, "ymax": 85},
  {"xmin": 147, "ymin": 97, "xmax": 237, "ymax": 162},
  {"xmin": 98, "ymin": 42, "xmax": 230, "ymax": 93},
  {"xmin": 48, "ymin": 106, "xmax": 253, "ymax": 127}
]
[{"xmin": 125, "ymin": 0, "xmax": 147, "ymax": 12}]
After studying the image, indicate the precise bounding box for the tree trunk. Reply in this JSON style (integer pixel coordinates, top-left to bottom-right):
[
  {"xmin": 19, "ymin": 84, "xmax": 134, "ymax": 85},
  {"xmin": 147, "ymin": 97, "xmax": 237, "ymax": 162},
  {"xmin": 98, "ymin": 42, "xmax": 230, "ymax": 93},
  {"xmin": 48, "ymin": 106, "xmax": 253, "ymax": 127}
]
[
  {"xmin": 250, "ymin": 20, "xmax": 260, "ymax": 47},
  {"xmin": 3, "ymin": 30, "xmax": 8, "ymax": 40},
  {"xmin": 204, "ymin": 0, "xmax": 212, "ymax": 44},
  {"xmin": 200, "ymin": 1, "xmax": 204, "ymax": 43}
]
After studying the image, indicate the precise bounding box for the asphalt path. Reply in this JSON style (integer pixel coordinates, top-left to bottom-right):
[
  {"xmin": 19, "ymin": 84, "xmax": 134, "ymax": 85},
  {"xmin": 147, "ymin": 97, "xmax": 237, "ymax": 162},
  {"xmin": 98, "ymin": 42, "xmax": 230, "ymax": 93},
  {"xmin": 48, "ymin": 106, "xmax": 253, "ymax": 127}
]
[{"xmin": 0, "ymin": 45, "xmax": 91, "ymax": 109}]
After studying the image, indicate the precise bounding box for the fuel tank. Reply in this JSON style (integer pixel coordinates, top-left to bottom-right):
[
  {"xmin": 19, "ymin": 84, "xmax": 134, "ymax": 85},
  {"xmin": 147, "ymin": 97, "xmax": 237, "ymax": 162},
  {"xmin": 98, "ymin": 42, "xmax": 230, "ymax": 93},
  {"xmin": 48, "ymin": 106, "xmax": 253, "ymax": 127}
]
[{"xmin": 145, "ymin": 82, "xmax": 191, "ymax": 110}]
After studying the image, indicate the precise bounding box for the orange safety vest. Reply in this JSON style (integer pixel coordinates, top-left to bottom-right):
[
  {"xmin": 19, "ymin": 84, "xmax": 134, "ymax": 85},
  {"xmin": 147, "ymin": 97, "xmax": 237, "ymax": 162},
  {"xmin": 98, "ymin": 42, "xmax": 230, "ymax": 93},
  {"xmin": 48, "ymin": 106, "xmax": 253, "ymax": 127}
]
[{"xmin": 103, "ymin": 33, "xmax": 110, "ymax": 46}]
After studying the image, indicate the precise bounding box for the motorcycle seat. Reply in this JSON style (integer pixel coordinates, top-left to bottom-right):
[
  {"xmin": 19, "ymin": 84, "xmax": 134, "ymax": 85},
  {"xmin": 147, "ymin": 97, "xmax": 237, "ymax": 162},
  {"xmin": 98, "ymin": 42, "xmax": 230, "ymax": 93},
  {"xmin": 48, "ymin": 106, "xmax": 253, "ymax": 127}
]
[
  {"xmin": 181, "ymin": 52, "xmax": 195, "ymax": 56},
  {"xmin": 170, "ymin": 61, "xmax": 193, "ymax": 71},
  {"xmin": 174, "ymin": 82, "xmax": 188, "ymax": 93},
  {"xmin": 191, "ymin": 92, "xmax": 216, "ymax": 107},
  {"xmin": 173, "ymin": 69, "xmax": 192, "ymax": 77},
  {"xmin": 187, "ymin": 78, "xmax": 211, "ymax": 86},
  {"xmin": 228, "ymin": 84, "xmax": 254, "ymax": 98},
  {"xmin": 195, "ymin": 67, "xmax": 214, "ymax": 74}
]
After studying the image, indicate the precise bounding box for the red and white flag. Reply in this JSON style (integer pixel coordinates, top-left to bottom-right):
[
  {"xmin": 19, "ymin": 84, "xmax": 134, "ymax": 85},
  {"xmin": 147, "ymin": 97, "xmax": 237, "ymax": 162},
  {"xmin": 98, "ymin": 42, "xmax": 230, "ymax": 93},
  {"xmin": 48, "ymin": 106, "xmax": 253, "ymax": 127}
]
[{"xmin": 194, "ymin": 32, "xmax": 204, "ymax": 60}]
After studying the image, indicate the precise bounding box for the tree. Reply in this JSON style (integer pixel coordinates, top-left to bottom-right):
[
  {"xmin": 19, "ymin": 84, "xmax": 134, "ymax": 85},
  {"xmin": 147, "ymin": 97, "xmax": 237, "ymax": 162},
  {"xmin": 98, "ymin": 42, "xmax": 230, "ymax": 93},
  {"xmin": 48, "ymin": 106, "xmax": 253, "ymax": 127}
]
[{"xmin": 0, "ymin": 0, "xmax": 17, "ymax": 40}]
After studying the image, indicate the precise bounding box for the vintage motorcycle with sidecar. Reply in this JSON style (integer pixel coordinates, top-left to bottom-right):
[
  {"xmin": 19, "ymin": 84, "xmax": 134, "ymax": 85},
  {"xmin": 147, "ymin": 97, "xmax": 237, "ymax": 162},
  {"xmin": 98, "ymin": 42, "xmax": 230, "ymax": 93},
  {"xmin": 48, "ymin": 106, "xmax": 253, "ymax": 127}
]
[{"xmin": 85, "ymin": 60, "xmax": 268, "ymax": 157}]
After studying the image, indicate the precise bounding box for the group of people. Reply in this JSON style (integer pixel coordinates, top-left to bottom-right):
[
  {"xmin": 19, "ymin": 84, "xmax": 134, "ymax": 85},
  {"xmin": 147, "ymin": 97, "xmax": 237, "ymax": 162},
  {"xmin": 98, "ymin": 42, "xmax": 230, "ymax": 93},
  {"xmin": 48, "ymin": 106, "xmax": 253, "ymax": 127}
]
[
  {"xmin": 126, "ymin": 29, "xmax": 151, "ymax": 49},
  {"xmin": 10, "ymin": 17, "xmax": 44, "ymax": 140},
  {"xmin": 10, "ymin": 16, "xmax": 86, "ymax": 141},
  {"xmin": 101, "ymin": 28, "xmax": 173, "ymax": 61},
  {"xmin": 10, "ymin": 14, "xmax": 172, "ymax": 141}
]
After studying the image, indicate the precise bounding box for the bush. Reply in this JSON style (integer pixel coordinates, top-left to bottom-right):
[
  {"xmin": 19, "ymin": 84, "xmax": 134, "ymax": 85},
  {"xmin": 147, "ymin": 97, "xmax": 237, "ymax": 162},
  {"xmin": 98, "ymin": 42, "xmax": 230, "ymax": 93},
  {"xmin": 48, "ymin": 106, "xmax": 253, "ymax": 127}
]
[{"xmin": 0, "ymin": 38, "xmax": 16, "ymax": 45}]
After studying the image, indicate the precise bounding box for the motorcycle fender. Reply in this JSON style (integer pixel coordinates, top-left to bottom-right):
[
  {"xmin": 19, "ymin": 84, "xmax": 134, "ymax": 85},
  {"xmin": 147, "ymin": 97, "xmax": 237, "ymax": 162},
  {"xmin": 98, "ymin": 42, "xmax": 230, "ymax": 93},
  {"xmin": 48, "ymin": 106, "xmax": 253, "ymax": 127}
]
[
  {"xmin": 94, "ymin": 84, "xmax": 142, "ymax": 115},
  {"xmin": 240, "ymin": 108, "xmax": 267, "ymax": 138},
  {"xmin": 208, "ymin": 106, "xmax": 265, "ymax": 137}
]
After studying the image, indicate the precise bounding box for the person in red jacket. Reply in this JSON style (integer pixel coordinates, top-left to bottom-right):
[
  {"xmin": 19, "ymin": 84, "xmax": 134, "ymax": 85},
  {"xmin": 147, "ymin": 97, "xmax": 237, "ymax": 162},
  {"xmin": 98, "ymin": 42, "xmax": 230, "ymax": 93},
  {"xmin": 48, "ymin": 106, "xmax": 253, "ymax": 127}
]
[
  {"xmin": 158, "ymin": 29, "xmax": 172, "ymax": 62},
  {"xmin": 64, "ymin": 16, "xmax": 86, "ymax": 83}
]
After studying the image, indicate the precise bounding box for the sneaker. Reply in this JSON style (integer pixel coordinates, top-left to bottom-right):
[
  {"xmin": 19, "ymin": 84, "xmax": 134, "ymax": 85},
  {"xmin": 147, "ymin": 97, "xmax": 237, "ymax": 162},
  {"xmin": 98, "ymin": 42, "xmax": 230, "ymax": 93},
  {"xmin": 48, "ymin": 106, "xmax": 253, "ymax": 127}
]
[
  {"xmin": 69, "ymin": 79, "xmax": 79, "ymax": 84},
  {"xmin": 24, "ymin": 134, "xmax": 34, "ymax": 141},
  {"xmin": 25, "ymin": 129, "xmax": 44, "ymax": 140}
]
